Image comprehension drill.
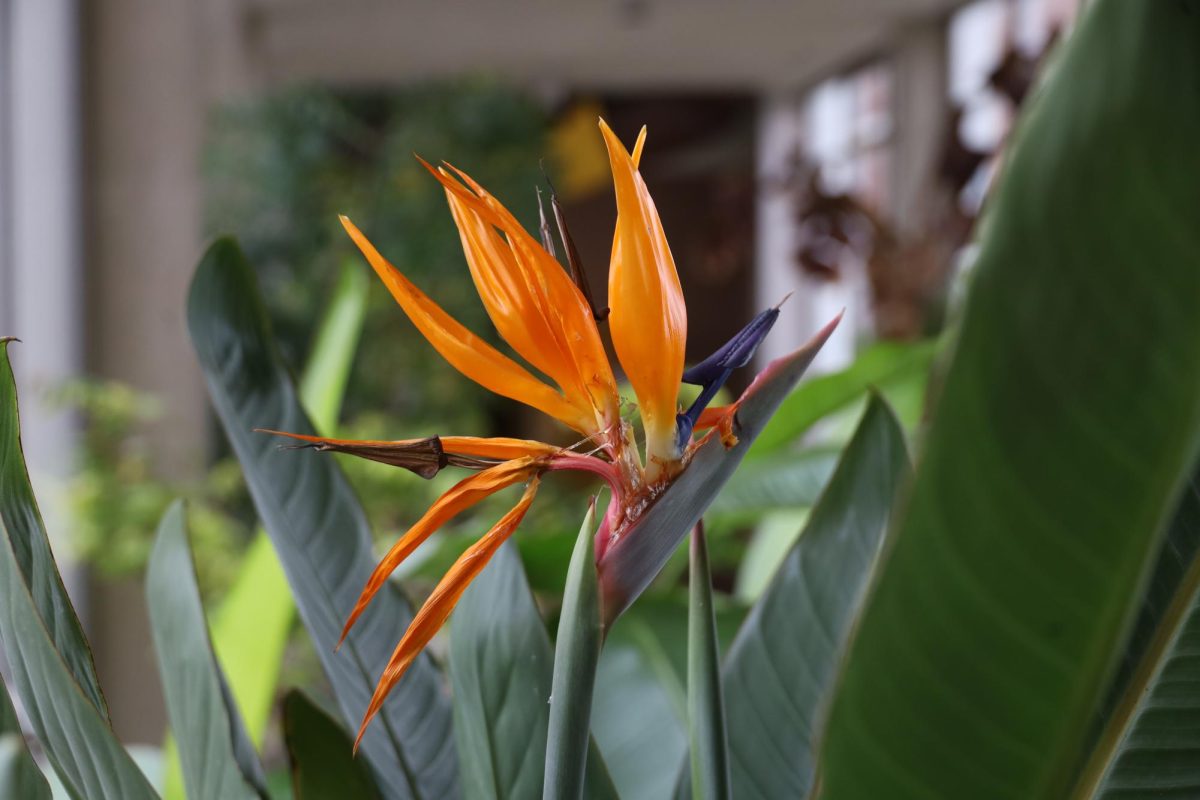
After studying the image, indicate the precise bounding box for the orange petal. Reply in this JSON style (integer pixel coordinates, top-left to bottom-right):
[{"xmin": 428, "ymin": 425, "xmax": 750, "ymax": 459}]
[
  {"xmin": 692, "ymin": 404, "xmax": 740, "ymax": 449},
  {"xmin": 600, "ymin": 120, "xmax": 687, "ymax": 474},
  {"xmin": 422, "ymin": 162, "xmax": 619, "ymax": 430},
  {"xmin": 440, "ymin": 436, "xmax": 560, "ymax": 460},
  {"xmin": 631, "ymin": 125, "xmax": 647, "ymax": 167},
  {"xmin": 338, "ymin": 458, "xmax": 540, "ymax": 646},
  {"xmin": 354, "ymin": 478, "xmax": 539, "ymax": 749},
  {"xmin": 340, "ymin": 216, "xmax": 593, "ymax": 433},
  {"xmin": 693, "ymin": 405, "xmax": 731, "ymax": 431},
  {"xmin": 442, "ymin": 185, "xmax": 581, "ymax": 392}
]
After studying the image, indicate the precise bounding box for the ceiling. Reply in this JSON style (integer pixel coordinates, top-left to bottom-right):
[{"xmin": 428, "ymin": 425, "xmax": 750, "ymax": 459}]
[{"xmin": 246, "ymin": 0, "xmax": 969, "ymax": 92}]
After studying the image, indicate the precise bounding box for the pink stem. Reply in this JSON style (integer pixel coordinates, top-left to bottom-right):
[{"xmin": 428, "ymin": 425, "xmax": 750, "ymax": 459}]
[{"xmin": 546, "ymin": 453, "xmax": 625, "ymax": 560}]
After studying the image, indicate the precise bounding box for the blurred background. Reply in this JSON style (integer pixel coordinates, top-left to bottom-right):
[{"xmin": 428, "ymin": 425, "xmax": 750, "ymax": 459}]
[{"xmin": 1, "ymin": 0, "xmax": 1079, "ymax": 783}]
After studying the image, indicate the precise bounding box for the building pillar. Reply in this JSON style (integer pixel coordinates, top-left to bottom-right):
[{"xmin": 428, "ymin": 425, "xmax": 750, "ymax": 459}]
[
  {"xmin": 890, "ymin": 19, "xmax": 951, "ymax": 238},
  {"xmin": 754, "ymin": 93, "xmax": 855, "ymax": 375},
  {"xmin": 84, "ymin": 0, "xmax": 216, "ymax": 744},
  {"xmin": 4, "ymin": 0, "xmax": 85, "ymax": 541}
]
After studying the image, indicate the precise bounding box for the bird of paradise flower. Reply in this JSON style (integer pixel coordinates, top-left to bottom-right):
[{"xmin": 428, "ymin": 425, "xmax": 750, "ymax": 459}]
[{"xmin": 263, "ymin": 120, "xmax": 839, "ymax": 746}]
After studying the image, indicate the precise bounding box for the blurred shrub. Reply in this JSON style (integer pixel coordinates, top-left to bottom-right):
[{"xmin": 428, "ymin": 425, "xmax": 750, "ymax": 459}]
[
  {"xmin": 203, "ymin": 80, "xmax": 552, "ymax": 434},
  {"xmin": 46, "ymin": 379, "xmax": 249, "ymax": 592}
]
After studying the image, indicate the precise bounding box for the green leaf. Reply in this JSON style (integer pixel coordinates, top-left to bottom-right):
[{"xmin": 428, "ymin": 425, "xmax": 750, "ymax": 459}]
[
  {"xmin": 187, "ymin": 239, "xmax": 457, "ymax": 800},
  {"xmin": 543, "ymin": 502, "xmax": 602, "ymax": 800},
  {"xmin": 733, "ymin": 510, "xmax": 809, "ymax": 603},
  {"xmin": 0, "ymin": 735, "xmax": 50, "ymax": 800},
  {"xmin": 206, "ymin": 536, "xmax": 291, "ymax": 745},
  {"xmin": 0, "ymin": 339, "xmax": 108, "ymax": 719},
  {"xmin": 592, "ymin": 618, "xmax": 686, "ymax": 800},
  {"xmin": 686, "ymin": 525, "xmax": 731, "ymax": 800},
  {"xmin": 1073, "ymin": 468, "xmax": 1200, "ymax": 798},
  {"xmin": 816, "ymin": 3, "xmax": 1200, "ymax": 798},
  {"xmin": 298, "ymin": 261, "xmax": 369, "ymax": 426},
  {"xmin": 0, "ymin": 341, "xmax": 157, "ymax": 799},
  {"xmin": 710, "ymin": 396, "xmax": 908, "ymax": 799},
  {"xmin": 598, "ymin": 315, "xmax": 839, "ymax": 625},
  {"xmin": 209, "ymin": 258, "xmax": 368, "ymax": 748},
  {"xmin": 750, "ymin": 339, "xmax": 937, "ymax": 455},
  {"xmin": 709, "ymin": 448, "xmax": 838, "ymax": 518},
  {"xmin": 0, "ymin": 672, "xmax": 51, "ymax": 800},
  {"xmin": 450, "ymin": 541, "xmax": 551, "ymax": 799},
  {"xmin": 282, "ymin": 690, "xmax": 382, "ymax": 800},
  {"xmin": 451, "ymin": 540, "xmax": 618, "ymax": 800},
  {"xmin": 146, "ymin": 501, "xmax": 267, "ymax": 800}
]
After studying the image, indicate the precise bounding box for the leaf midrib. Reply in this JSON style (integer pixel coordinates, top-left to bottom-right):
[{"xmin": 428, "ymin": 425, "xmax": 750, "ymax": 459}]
[
  {"xmin": 1070, "ymin": 547, "xmax": 1200, "ymax": 799},
  {"xmin": 206, "ymin": 370, "xmax": 426, "ymax": 800}
]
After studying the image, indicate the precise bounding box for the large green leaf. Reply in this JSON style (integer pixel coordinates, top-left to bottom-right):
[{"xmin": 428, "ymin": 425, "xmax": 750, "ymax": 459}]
[
  {"xmin": 733, "ymin": 510, "xmax": 809, "ymax": 603},
  {"xmin": 187, "ymin": 239, "xmax": 457, "ymax": 800},
  {"xmin": 592, "ymin": 618, "xmax": 686, "ymax": 800},
  {"xmin": 1072, "ymin": 467, "xmax": 1200, "ymax": 798},
  {"xmin": 686, "ymin": 525, "xmax": 730, "ymax": 800},
  {"xmin": 710, "ymin": 397, "xmax": 908, "ymax": 799},
  {"xmin": 0, "ymin": 668, "xmax": 51, "ymax": 800},
  {"xmin": 750, "ymin": 339, "xmax": 936, "ymax": 455},
  {"xmin": 282, "ymin": 690, "xmax": 382, "ymax": 800},
  {"xmin": 209, "ymin": 258, "xmax": 368, "ymax": 749},
  {"xmin": 450, "ymin": 541, "xmax": 551, "ymax": 799},
  {"xmin": 146, "ymin": 501, "xmax": 267, "ymax": 800},
  {"xmin": 543, "ymin": 503, "xmax": 602, "ymax": 800},
  {"xmin": 0, "ymin": 341, "xmax": 157, "ymax": 799},
  {"xmin": 0, "ymin": 339, "xmax": 107, "ymax": 718},
  {"xmin": 598, "ymin": 316, "xmax": 839, "ymax": 625},
  {"xmin": 450, "ymin": 540, "xmax": 618, "ymax": 800},
  {"xmin": 708, "ymin": 448, "xmax": 838, "ymax": 518},
  {"xmin": 593, "ymin": 597, "xmax": 745, "ymax": 800},
  {"xmin": 0, "ymin": 735, "xmax": 50, "ymax": 800},
  {"xmin": 816, "ymin": 3, "xmax": 1200, "ymax": 798}
]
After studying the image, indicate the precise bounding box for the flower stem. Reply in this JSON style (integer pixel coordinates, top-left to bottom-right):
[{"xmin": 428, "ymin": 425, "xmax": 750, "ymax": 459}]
[{"xmin": 543, "ymin": 500, "xmax": 603, "ymax": 800}]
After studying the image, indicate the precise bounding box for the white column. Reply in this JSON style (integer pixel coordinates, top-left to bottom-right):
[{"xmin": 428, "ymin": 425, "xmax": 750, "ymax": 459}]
[
  {"xmin": 85, "ymin": 0, "xmax": 218, "ymax": 745},
  {"xmin": 890, "ymin": 20, "xmax": 950, "ymax": 238},
  {"xmin": 4, "ymin": 0, "xmax": 85, "ymax": 596},
  {"xmin": 754, "ymin": 94, "xmax": 855, "ymax": 374}
]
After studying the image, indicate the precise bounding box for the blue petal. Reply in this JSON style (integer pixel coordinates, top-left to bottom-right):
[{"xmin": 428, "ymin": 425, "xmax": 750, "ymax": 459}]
[
  {"xmin": 675, "ymin": 306, "xmax": 781, "ymax": 449},
  {"xmin": 681, "ymin": 307, "xmax": 780, "ymax": 386}
]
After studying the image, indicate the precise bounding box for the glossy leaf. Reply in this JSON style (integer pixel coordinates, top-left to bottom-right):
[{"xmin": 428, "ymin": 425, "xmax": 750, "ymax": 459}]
[
  {"xmin": 543, "ymin": 502, "xmax": 602, "ymax": 800},
  {"xmin": 708, "ymin": 448, "xmax": 838, "ymax": 518},
  {"xmin": 146, "ymin": 501, "xmax": 267, "ymax": 800},
  {"xmin": 816, "ymin": 3, "xmax": 1200, "ymax": 798},
  {"xmin": 283, "ymin": 690, "xmax": 382, "ymax": 800},
  {"xmin": 451, "ymin": 540, "xmax": 618, "ymax": 800},
  {"xmin": 0, "ymin": 672, "xmax": 50, "ymax": 800},
  {"xmin": 450, "ymin": 540, "xmax": 549, "ymax": 799},
  {"xmin": 733, "ymin": 510, "xmax": 809, "ymax": 603},
  {"xmin": 0, "ymin": 339, "xmax": 107, "ymax": 719},
  {"xmin": 687, "ymin": 525, "xmax": 730, "ymax": 800},
  {"xmin": 750, "ymin": 339, "xmax": 936, "ymax": 455},
  {"xmin": 592, "ymin": 620, "xmax": 686, "ymax": 800},
  {"xmin": 599, "ymin": 315, "xmax": 840, "ymax": 625},
  {"xmin": 1074, "ymin": 467, "xmax": 1200, "ymax": 798},
  {"xmin": 209, "ymin": 258, "xmax": 368, "ymax": 747},
  {"xmin": 714, "ymin": 396, "xmax": 908, "ymax": 799},
  {"xmin": 593, "ymin": 596, "xmax": 745, "ymax": 800},
  {"xmin": 0, "ymin": 341, "xmax": 157, "ymax": 799},
  {"xmin": 187, "ymin": 239, "xmax": 457, "ymax": 800}
]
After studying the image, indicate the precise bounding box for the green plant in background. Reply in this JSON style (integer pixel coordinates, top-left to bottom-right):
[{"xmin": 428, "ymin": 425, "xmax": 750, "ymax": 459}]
[
  {"xmin": 204, "ymin": 80, "xmax": 552, "ymax": 435},
  {"xmin": 0, "ymin": 3, "xmax": 1198, "ymax": 800},
  {"xmin": 45, "ymin": 379, "xmax": 247, "ymax": 589}
]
